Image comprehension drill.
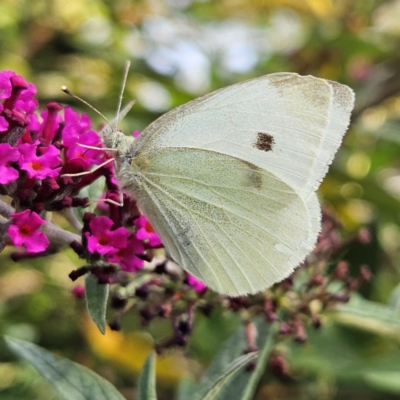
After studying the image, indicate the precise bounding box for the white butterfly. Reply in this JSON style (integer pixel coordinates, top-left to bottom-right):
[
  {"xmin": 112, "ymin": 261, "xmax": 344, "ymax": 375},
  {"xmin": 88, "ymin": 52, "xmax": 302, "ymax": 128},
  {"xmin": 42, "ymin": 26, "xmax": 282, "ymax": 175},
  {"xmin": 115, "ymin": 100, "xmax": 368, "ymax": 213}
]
[{"xmin": 101, "ymin": 73, "xmax": 355, "ymax": 296}]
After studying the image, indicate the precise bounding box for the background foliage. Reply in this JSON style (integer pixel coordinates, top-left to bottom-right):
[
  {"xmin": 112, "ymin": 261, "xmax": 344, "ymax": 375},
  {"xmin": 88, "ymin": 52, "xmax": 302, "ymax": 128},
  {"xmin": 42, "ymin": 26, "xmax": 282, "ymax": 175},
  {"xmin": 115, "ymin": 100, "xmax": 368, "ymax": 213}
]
[{"xmin": 2, "ymin": 0, "xmax": 400, "ymax": 399}]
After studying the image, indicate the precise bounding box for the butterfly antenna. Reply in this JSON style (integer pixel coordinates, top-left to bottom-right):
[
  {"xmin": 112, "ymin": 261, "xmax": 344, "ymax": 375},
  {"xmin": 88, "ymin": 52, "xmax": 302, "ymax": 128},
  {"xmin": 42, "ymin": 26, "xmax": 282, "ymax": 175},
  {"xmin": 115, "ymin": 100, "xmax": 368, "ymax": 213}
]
[
  {"xmin": 61, "ymin": 86, "xmax": 109, "ymax": 124},
  {"xmin": 116, "ymin": 61, "xmax": 131, "ymax": 126}
]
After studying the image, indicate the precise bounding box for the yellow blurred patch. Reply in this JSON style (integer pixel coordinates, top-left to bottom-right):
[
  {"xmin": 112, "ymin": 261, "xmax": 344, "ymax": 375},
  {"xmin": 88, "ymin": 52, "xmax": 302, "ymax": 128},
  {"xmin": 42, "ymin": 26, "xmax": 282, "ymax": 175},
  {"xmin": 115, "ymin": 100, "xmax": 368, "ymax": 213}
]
[
  {"xmin": 346, "ymin": 152, "xmax": 371, "ymax": 180},
  {"xmin": 338, "ymin": 200, "xmax": 375, "ymax": 230},
  {"xmin": 222, "ymin": 0, "xmax": 335, "ymax": 17},
  {"xmin": 84, "ymin": 317, "xmax": 190, "ymax": 385},
  {"xmin": 0, "ymin": 268, "xmax": 43, "ymax": 301},
  {"xmin": 305, "ymin": 0, "xmax": 335, "ymax": 17}
]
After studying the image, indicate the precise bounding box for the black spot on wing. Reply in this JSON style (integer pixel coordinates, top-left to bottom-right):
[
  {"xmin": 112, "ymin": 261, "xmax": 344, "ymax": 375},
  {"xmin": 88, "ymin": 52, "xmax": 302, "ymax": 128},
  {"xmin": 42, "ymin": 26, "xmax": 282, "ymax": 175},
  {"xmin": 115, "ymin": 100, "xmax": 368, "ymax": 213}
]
[{"xmin": 254, "ymin": 132, "xmax": 275, "ymax": 152}]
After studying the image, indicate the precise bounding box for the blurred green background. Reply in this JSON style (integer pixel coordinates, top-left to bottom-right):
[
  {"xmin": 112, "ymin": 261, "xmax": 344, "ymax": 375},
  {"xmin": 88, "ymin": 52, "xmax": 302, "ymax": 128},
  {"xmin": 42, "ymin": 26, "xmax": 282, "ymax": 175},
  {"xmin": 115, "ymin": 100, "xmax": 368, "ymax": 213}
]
[{"xmin": 2, "ymin": 0, "xmax": 400, "ymax": 399}]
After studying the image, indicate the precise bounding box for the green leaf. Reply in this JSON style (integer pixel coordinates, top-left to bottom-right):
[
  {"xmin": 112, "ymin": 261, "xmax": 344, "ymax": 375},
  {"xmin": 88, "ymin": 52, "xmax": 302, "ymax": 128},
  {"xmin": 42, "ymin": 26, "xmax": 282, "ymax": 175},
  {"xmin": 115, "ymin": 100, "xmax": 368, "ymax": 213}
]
[
  {"xmin": 176, "ymin": 379, "xmax": 197, "ymax": 400},
  {"xmin": 333, "ymin": 294, "xmax": 400, "ymax": 340},
  {"xmin": 85, "ymin": 272, "xmax": 109, "ymax": 334},
  {"xmin": 191, "ymin": 318, "xmax": 276, "ymax": 400},
  {"xmin": 337, "ymin": 351, "xmax": 400, "ymax": 395},
  {"xmin": 137, "ymin": 352, "xmax": 157, "ymax": 400},
  {"xmin": 363, "ymin": 371, "xmax": 400, "ymax": 394},
  {"xmin": 4, "ymin": 336, "xmax": 126, "ymax": 400},
  {"xmin": 239, "ymin": 322, "xmax": 276, "ymax": 400},
  {"xmin": 73, "ymin": 176, "xmax": 106, "ymax": 219},
  {"xmin": 388, "ymin": 284, "xmax": 400, "ymax": 312},
  {"xmin": 198, "ymin": 352, "xmax": 258, "ymax": 400}
]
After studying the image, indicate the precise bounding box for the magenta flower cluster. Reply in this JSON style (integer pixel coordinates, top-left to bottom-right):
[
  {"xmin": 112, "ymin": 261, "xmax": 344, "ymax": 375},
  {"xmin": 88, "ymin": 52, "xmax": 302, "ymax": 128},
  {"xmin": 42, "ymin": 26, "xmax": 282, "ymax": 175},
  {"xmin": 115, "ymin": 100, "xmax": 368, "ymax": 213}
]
[{"xmin": 0, "ymin": 70, "xmax": 177, "ymax": 282}]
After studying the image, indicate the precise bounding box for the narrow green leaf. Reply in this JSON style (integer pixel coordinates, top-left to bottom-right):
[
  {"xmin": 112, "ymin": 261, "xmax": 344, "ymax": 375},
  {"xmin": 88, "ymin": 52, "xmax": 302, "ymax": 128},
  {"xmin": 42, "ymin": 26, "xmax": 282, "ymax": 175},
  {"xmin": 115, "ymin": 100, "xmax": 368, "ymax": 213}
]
[
  {"xmin": 137, "ymin": 352, "xmax": 157, "ymax": 400},
  {"xmin": 4, "ymin": 336, "xmax": 126, "ymax": 400},
  {"xmin": 199, "ymin": 352, "xmax": 258, "ymax": 400},
  {"xmin": 240, "ymin": 322, "xmax": 277, "ymax": 400},
  {"xmin": 85, "ymin": 272, "xmax": 109, "ymax": 334},
  {"xmin": 190, "ymin": 318, "xmax": 276, "ymax": 400},
  {"xmin": 388, "ymin": 284, "xmax": 400, "ymax": 312},
  {"xmin": 334, "ymin": 294, "xmax": 400, "ymax": 340},
  {"xmin": 73, "ymin": 176, "xmax": 106, "ymax": 219},
  {"xmin": 355, "ymin": 352, "xmax": 400, "ymax": 394},
  {"xmin": 363, "ymin": 371, "xmax": 400, "ymax": 394},
  {"xmin": 176, "ymin": 378, "xmax": 197, "ymax": 400}
]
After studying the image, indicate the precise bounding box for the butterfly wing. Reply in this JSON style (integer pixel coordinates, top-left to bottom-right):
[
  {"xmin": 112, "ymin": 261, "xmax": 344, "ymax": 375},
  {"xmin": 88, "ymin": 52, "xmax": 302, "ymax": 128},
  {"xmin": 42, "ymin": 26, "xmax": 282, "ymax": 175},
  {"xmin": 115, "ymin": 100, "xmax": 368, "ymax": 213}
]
[
  {"xmin": 132, "ymin": 74, "xmax": 354, "ymax": 199},
  {"xmin": 304, "ymin": 79, "xmax": 355, "ymax": 201},
  {"xmin": 127, "ymin": 148, "xmax": 320, "ymax": 295},
  {"xmin": 120, "ymin": 74, "xmax": 354, "ymax": 295}
]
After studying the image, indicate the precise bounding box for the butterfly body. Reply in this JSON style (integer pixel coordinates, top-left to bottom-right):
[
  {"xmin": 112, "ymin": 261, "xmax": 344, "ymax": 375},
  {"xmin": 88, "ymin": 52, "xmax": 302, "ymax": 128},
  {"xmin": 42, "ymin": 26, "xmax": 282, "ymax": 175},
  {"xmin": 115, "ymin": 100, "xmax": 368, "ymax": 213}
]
[{"xmin": 103, "ymin": 73, "xmax": 355, "ymax": 296}]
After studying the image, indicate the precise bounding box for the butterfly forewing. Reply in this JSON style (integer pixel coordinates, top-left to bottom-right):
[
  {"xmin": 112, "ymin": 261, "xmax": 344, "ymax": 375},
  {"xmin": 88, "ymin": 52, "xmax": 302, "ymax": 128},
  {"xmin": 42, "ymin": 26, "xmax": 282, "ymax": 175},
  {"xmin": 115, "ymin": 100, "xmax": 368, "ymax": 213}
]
[
  {"xmin": 132, "ymin": 74, "xmax": 353, "ymax": 199},
  {"xmin": 303, "ymin": 80, "xmax": 355, "ymax": 199}
]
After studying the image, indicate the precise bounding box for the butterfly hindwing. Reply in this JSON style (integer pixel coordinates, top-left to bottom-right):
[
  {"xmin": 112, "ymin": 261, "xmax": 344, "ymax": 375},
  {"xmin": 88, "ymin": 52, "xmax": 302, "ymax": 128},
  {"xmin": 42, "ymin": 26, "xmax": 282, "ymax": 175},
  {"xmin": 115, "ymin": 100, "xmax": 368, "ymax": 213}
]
[{"xmin": 126, "ymin": 147, "xmax": 318, "ymax": 295}]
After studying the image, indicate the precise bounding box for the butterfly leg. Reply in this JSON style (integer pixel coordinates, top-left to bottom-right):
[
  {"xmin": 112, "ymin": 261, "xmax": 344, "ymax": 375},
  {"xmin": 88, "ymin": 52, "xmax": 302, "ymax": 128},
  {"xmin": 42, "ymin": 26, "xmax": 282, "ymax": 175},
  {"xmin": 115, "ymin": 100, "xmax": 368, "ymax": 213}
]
[
  {"xmin": 60, "ymin": 158, "xmax": 114, "ymax": 177},
  {"xmin": 75, "ymin": 143, "xmax": 118, "ymax": 152}
]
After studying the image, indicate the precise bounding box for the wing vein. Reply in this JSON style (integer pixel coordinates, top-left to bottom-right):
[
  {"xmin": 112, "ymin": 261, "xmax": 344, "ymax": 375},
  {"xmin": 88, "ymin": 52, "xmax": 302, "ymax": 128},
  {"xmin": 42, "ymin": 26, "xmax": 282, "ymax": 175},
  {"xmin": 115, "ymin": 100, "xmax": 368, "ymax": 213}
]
[
  {"xmin": 141, "ymin": 174, "xmax": 306, "ymax": 240},
  {"xmin": 142, "ymin": 178, "xmax": 237, "ymax": 291}
]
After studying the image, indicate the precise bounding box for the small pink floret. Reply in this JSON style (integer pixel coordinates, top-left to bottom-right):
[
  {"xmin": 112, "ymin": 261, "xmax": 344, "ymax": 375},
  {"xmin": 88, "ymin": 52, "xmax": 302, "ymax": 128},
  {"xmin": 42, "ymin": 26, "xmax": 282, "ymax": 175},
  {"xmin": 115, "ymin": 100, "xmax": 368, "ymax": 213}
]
[
  {"xmin": 72, "ymin": 285, "xmax": 85, "ymax": 298},
  {"xmin": 8, "ymin": 210, "xmax": 50, "ymax": 253},
  {"xmin": 86, "ymin": 216, "xmax": 129, "ymax": 255},
  {"xmin": 18, "ymin": 141, "xmax": 61, "ymax": 179},
  {"xmin": 0, "ymin": 143, "xmax": 20, "ymax": 184},
  {"xmin": 107, "ymin": 235, "xmax": 145, "ymax": 272},
  {"xmin": 187, "ymin": 274, "xmax": 207, "ymax": 292},
  {"xmin": 134, "ymin": 215, "xmax": 163, "ymax": 247}
]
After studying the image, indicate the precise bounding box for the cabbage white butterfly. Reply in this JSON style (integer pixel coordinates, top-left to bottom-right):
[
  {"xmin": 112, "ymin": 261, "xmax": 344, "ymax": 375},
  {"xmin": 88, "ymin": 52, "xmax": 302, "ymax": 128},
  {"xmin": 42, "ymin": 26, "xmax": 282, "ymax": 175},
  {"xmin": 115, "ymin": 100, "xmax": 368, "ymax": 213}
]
[{"xmin": 101, "ymin": 72, "xmax": 354, "ymax": 296}]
